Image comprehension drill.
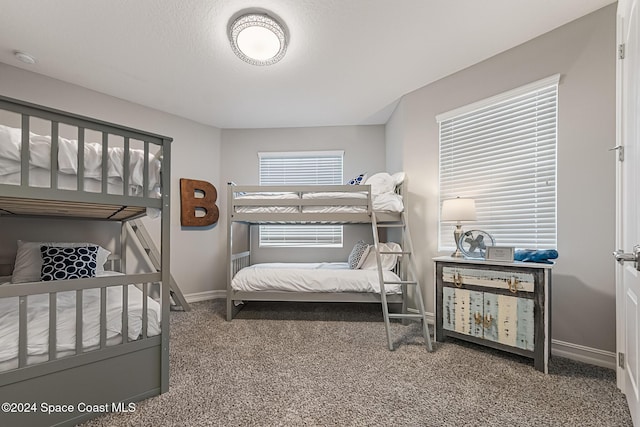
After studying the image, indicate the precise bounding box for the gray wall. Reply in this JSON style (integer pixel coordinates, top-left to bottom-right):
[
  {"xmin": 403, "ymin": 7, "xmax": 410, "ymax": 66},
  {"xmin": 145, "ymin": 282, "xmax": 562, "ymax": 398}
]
[
  {"xmin": 221, "ymin": 126, "xmax": 386, "ymax": 263},
  {"xmin": 0, "ymin": 63, "xmax": 226, "ymax": 297},
  {"xmin": 386, "ymin": 5, "xmax": 617, "ymax": 352}
]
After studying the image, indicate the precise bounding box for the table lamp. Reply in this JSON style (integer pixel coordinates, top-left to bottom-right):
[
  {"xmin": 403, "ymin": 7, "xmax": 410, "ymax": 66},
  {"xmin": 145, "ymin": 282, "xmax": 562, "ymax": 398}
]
[{"xmin": 441, "ymin": 197, "xmax": 477, "ymax": 257}]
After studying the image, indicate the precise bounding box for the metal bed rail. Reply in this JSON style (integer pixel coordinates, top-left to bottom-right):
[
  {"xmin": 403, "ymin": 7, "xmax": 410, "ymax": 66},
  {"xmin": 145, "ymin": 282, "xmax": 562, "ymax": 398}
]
[{"xmin": 231, "ymin": 251, "xmax": 251, "ymax": 279}]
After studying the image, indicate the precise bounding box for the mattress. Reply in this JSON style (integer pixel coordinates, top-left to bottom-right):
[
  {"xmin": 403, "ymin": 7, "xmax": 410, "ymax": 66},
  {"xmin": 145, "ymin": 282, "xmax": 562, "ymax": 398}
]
[
  {"xmin": 0, "ymin": 168, "xmax": 154, "ymax": 198},
  {"xmin": 234, "ymin": 191, "xmax": 403, "ymax": 214},
  {"xmin": 234, "ymin": 192, "xmax": 299, "ymax": 214},
  {"xmin": 0, "ymin": 169, "xmax": 161, "ymax": 218},
  {"xmin": 231, "ymin": 262, "xmax": 403, "ymax": 294},
  {"xmin": 0, "ymin": 271, "xmax": 162, "ymax": 371},
  {"xmin": 0, "ymin": 123, "xmax": 161, "ymax": 199}
]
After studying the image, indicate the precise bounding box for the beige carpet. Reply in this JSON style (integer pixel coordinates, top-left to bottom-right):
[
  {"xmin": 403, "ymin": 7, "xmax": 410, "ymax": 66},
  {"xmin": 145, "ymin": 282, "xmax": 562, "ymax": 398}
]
[{"xmin": 81, "ymin": 299, "xmax": 632, "ymax": 426}]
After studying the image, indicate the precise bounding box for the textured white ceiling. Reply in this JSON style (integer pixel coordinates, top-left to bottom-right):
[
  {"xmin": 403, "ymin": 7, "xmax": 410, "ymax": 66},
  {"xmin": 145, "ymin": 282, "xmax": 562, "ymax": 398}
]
[{"xmin": 0, "ymin": 0, "xmax": 615, "ymax": 129}]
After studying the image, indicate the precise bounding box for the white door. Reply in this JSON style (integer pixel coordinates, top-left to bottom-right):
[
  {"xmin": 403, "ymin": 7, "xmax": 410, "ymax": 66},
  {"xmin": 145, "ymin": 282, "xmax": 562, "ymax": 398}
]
[{"xmin": 616, "ymin": 0, "xmax": 640, "ymax": 423}]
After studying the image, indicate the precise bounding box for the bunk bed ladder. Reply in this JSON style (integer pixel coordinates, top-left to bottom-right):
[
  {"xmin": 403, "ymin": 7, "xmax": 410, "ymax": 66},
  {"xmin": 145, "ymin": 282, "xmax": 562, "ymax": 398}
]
[
  {"xmin": 371, "ymin": 211, "xmax": 432, "ymax": 351},
  {"xmin": 127, "ymin": 219, "xmax": 191, "ymax": 311}
]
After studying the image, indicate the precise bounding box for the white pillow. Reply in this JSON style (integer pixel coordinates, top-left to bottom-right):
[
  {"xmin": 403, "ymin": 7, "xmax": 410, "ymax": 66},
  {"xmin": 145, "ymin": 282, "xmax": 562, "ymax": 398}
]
[
  {"xmin": 364, "ymin": 172, "xmax": 396, "ymax": 195},
  {"xmin": 359, "ymin": 242, "xmax": 401, "ymax": 271},
  {"xmin": 391, "ymin": 171, "xmax": 405, "ymax": 186},
  {"xmin": 11, "ymin": 240, "xmax": 111, "ymax": 284}
]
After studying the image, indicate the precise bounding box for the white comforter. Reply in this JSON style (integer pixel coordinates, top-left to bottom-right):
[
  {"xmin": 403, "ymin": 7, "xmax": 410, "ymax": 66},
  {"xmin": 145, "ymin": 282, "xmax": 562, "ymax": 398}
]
[
  {"xmin": 235, "ymin": 191, "xmax": 403, "ymax": 213},
  {"xmin": 0, "ymin": 271, "xmax": 162, "ymax": 367},
  {"xmin": 231, "ymin": 262, "xmax": 403, "ymax": 294},
  {"xmin": 0, "ymin": 124, "xmax": 161, "ymax": 194}
]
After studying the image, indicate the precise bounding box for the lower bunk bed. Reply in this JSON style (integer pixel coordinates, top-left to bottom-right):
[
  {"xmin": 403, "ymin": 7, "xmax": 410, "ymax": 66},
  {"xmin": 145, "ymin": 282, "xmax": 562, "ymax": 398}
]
[
  {"xmin": 227, "ymin": 243, "xmax": 409, "ymax": 321},
  {"xmin": 0, "ymin": 243, "xmax": 166, "ymax": 427}
]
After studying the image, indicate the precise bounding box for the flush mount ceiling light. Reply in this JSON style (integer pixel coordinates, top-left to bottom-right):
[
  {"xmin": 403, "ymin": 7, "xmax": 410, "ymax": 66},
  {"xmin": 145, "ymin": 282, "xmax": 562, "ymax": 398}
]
[{"xmin": 229, "ymin": 12, "xmax": 287, "ymax": 66}]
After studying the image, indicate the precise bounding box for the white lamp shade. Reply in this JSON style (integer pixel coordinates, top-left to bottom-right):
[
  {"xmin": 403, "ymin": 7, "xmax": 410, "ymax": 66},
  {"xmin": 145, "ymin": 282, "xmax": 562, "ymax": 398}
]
[{"xmin": 441, "ymin": 198, "xmax": 476, "ymax": 222}]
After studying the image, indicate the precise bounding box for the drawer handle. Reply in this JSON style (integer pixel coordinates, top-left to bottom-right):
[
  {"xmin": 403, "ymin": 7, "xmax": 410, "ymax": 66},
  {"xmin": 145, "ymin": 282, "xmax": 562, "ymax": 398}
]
[
  {"xmin": 483, "ymin": 313, "xmax": 493, "ymax": 328},
  {"xmin": 454, "ymin": 272, "xmax": 463, "ymax": 288},
  {"xmin": 508, "ymin": 277, "xmax": 519, "ymax": 293},
  {"xmin": 474, "ymin": 312, "xmax": 483, "ymax": 325}
]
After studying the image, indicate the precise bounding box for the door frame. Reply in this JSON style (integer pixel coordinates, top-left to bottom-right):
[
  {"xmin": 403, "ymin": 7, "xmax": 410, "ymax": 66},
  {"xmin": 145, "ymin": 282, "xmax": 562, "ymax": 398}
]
[{"xmin": 615, "ymin": 2, "xmax": 625, "ymax": 391}]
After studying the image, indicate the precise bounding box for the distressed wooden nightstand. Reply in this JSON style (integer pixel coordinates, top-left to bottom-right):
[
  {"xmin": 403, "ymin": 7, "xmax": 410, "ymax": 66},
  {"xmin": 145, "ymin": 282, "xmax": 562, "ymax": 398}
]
[{"xmin": 434, "ymin": 256, "xmax": 553, "ymax": 373}]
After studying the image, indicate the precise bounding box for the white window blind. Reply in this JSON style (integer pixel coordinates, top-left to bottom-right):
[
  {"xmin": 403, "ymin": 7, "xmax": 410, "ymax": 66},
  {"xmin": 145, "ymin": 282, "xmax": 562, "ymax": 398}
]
[
  {"xmin": 437, "ymin": 75, "xmax": 559, "ymax": 251},
  {"xmin": 259, "ymin": 151, "xmax": 344, "ymax": 248}
]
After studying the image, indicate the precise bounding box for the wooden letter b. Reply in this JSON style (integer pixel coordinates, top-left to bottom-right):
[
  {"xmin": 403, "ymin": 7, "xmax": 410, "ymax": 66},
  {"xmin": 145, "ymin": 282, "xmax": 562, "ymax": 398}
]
[{"xmin": 180, "ymin": 178, "xmax": 219, "ymax": 227}]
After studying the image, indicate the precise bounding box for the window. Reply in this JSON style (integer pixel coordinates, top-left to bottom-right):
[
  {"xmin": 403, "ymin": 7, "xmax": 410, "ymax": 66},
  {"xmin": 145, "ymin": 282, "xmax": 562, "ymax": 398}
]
[
  {"xmin": 437, "ymin": 75, "xmax": 559, "ymax": 251},
  {"xmin": 259, "ymin": 151, "xmax": 344, "ymax": 247}
]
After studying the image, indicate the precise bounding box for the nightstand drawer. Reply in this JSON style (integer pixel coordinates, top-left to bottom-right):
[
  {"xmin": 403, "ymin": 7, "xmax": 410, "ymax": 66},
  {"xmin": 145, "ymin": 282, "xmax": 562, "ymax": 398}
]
[{"xmin": 442, "ymin": 265, "xmax": 535, "ymax": 293}]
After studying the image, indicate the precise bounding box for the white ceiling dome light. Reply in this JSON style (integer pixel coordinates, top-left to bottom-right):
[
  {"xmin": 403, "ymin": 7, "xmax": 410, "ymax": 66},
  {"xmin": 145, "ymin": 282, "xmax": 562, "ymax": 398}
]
[
  {"xmin": 229, "ymin": 12, "xmax": 287, "ymax": 66},
  {"xmin": 14, "ymin": 51, "xmax": 37, "ymax": 65}
]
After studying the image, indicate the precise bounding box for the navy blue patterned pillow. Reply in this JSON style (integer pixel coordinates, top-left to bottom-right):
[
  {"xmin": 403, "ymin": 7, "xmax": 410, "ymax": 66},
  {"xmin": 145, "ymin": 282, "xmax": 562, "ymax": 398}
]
[
  {"xmin": 40, "ymin": 246, "xmax": 98, "ymax": 281},
  {"xmin": 346, "ymin": 172, "xmax": 367, "ymax": 185},
  {"xmin": 348, "ymin": 240, "xmax": 370, "ymax": 269}
]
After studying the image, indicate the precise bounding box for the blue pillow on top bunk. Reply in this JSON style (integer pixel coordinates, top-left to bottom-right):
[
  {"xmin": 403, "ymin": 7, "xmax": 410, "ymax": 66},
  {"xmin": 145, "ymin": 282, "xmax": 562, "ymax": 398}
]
[
  {"xmin": 40, "ymin": 246, "xmax": 99, "ymax": 281},
  {"xmin": 346, "ymin": 172, "xmax": 367, "ymax": 185}
]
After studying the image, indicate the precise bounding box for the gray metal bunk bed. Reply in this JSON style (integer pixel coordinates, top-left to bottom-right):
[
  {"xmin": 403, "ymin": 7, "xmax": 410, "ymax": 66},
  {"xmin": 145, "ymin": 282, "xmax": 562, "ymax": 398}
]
[
  {"xmin": 226, "ymin": 181, "xmax": 433, "ymax": 350},
  {"xmin": 0, "ymin": 95, "xmax": 171, "ymax": 427}
]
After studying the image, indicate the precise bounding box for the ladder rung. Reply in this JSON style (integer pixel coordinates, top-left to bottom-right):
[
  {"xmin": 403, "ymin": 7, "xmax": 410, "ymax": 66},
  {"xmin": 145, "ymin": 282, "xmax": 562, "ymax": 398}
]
[
  {"xmin": 379, "ymin": 250, "xmax": 410, "ymax": 255},
  {"xmin": 376, "ymin": 223, "xmax": 404, "ymax": 228},
  {"xmin": 384, "ymin": 280, "xmax": 418, "ymax": 285},
  {"xmin": 388, "ymin": 313, "xmax": 424, "ymax": 319}
]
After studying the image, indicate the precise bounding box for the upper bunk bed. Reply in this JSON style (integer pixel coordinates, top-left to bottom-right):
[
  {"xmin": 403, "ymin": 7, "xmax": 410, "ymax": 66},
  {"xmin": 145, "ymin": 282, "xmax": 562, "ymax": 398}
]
[
  {"xmin": 0, "ymin": 94, "xmax": 173, "ymax": 426},
  {"xmin": 227, "ymin": 171, "xmax": 407, "ymax": 225},
  {"xmin": 0, "ymin": 95, "xmax": 170, "ymax": 221}
]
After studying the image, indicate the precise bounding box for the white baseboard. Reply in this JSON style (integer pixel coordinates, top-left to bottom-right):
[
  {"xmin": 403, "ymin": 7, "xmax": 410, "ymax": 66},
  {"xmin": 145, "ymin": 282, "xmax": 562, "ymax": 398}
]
[
  {"xmin": 551, "ymin": 339, "xmax": 617, "ymax": 370},
  {"xmin": 184, "ymin": 290, "xmax": 225, "ymax": 303}
]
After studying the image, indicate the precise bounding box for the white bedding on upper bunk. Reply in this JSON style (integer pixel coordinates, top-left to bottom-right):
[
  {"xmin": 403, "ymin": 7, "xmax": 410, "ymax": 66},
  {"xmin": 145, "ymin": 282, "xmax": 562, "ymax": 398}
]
[
  {"xmin": 234, "ymin": 191, "xmax": 403, "ymax": 213},
  {"xmin": 234, "ymin": 192, "xmax": 298, "ymax": 214},
  {"xmin": 231, "ymin": 262, "xmax": 403, "ymax": 294},
  {"xmin": 301, "ymin": 191, "xmax": 368, "ymax": 199},
  {"xmin": 0, "ymin": 168, "xmax": 150, "ymax": 197},
  {"xmin": 0, "ymin": 124, "xmax": 161, "ymax": 197},
  {"xmin": 0, "ymin": 271, "xmax": 162, "ymax": 370},
  {"xmin": 303, "ymin": 192, "xmax": 402, "ymax": 213}
]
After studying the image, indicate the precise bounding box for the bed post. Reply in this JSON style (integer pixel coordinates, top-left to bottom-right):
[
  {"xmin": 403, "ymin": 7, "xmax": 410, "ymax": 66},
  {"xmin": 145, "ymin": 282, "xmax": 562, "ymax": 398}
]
[
  {"xmin": 120, "ymin": 221, "xmax": 127, "ymax": 274},
  {"xmin": 400, "ymin": 178, "xmax": 410, "ymax": 315},
  {"xmin": 160, "ymin": 138, "xmax": 171, "ymax": 393},
  {"xmin": 227, "ymin": 183, "xmax": 234, "ymax": 321}
]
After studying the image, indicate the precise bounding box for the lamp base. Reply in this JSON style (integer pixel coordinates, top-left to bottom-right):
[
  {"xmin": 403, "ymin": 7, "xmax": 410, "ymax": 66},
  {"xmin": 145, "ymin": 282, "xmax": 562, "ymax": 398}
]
[
  {"xmin": 451, "ymin": 224, "xmax": 464, "ymax": 258},
  {"xmin": 450, "ymin": 248, "xmax": 465, "ymax": 258}
]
